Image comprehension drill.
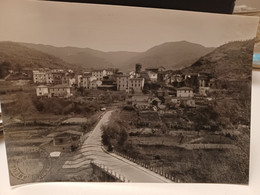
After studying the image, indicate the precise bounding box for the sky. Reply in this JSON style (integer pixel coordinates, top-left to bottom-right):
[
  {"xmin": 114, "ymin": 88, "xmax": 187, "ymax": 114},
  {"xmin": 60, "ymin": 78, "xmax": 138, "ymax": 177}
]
[{"xmin": 0, "ymin": 0, "xmax": 259, "ymax": 52}]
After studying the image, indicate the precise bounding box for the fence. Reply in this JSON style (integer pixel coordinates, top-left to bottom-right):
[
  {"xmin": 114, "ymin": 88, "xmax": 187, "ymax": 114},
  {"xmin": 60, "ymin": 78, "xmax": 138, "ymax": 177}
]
[
  {"xmin": 113, "ymin": 150, "xmax": 181, "ymax": 183},
  {"xmin": 90, "ymin": 160, "xmax": 131, "ymax": 182}
]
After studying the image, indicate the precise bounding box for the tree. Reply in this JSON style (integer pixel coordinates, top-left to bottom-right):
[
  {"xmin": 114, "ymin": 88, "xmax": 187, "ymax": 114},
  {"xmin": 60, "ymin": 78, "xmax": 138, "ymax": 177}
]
[
  {"xmin": 0, "ymin": 61, "xmax": 11, "ymax": 78},
  {"xmin": 101, "ymin": 120, "xmax": 128, "ymax": 147}
]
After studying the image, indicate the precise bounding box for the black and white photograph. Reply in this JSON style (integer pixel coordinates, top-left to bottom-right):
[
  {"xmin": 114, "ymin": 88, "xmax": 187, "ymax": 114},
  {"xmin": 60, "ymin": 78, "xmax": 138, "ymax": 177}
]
[{"xmin": 0, "ymin": 0, "xmax": 259, "ymax": 185}]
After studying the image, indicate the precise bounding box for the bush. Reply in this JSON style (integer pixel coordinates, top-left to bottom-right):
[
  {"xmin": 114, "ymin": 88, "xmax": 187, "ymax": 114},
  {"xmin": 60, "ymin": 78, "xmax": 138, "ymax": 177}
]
[
  {"xmin": 101, "ymin": 121, "xmax": 128, "ymax": 147},
  {"xmin": 123, "ymin": 105, "xmax": 135, "ymax": 111}
]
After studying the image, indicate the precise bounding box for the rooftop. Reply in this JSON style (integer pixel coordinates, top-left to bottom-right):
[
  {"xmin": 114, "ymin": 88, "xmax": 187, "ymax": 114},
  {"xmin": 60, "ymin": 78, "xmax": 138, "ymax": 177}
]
[
  {"xmin": 177, "ymin": 87, "xmax": 193, "ymax": 91},
  {"xmin": 36, "ymin": 85, "xmax": 48, "ymax": 88},
  {"xmin": 129, "ymin": 77, "xmax": 144, "ymax": 80},
  {"xmin": 49, "ymin": 84, "xmax": 71, "ymax": 89}
]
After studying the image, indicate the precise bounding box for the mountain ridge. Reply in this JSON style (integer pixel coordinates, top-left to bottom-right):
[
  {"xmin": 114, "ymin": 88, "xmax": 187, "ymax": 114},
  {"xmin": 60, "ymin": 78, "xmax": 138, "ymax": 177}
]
[
  {"xmin": 182, "ymin": 39, "xmax": 254, "ymax": 80},
  {"xmin": 20, "ymin": 41, "xmax": 214, "ymax": 71},
  {"xmin": 0, "ymin": 41, "xmax": 81, "ymax": 71}
]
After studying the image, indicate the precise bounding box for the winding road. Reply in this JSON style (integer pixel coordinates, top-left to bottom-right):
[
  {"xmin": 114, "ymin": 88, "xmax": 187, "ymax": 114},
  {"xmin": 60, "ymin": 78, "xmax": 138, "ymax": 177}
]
[{"xmin": 63, "ymin": 110, "xmax": 172, "ymax": 183}]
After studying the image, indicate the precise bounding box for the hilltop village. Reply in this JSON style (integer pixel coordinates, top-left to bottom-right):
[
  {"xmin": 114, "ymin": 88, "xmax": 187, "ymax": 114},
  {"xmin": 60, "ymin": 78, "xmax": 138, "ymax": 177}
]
[{"xmin": 32, "ymin": 64, "xmax": 212, "ymax": 110}]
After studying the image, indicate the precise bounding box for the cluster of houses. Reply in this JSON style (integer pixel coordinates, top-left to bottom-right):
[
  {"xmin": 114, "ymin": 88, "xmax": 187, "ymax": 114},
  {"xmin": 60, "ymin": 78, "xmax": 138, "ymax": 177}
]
[
  {"xmin": 33, "ymin": 64, "xmax": 212, "ymax": 110},
  {"xmin": 129, "ymin": 86, "xmax": 196, "ymax": 110},
  {"xmin": 34, "ymin": 68, "xmax": 114, "ymax": 98},
  {"xmin": 33, "ymin": 65, "xmax": 154, "ymax": 98},
  {"xmin": 124, "ymin": 65, "xmax": 212, "ymax": 110}
]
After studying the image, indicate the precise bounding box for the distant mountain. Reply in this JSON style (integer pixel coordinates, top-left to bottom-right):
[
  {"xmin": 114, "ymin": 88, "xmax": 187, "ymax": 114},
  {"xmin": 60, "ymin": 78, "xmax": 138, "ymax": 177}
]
[
  {"xmin": 182, "ymin": 39, "xmax": 255, "ymax": 80},
  {"xmin": 22, "ymin": 43, "xmax": 140, "ymax": 70},
  {"xmin": 0, "ymin": 41, "xmax": 79, "ymax": 71},
  {"xmin": 22, "ymin": 41, "xmax": 214, "ymax": 71},
  {"xmin": 121, "ymin": 41, "xmax": 214, "ymax": 71}
]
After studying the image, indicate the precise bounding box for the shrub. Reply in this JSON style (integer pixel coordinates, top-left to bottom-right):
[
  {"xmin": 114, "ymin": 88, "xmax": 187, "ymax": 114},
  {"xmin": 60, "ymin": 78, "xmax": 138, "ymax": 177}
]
[{"xmin": 101, "ymin": 121, "xmax": 128, "ymax": 147}]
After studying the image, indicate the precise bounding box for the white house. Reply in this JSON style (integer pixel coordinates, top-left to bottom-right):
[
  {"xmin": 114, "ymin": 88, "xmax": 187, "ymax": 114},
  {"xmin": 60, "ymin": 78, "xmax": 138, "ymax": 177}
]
[
  {"xmin": 33, "ymin": 70, "xmax": 47, "ymax": 83},
  {"xmin": 91, "ymin": 69, "xmax": 107, "ymax": 80},
  {"xmin": 36, "ymin": 85, "xmax": 49, "ymax": 97},
  {"xmin": 48, "ymin": 85, "xmax": 72, "ymax": 98},
  {"xmin": 176, "ymin": 87, "xmax": 194, "ymax": 98},
  {"xmin": 116, "ymin": 75, "xmax": 129, "ymax": 91},
  {"xmin": 106, "ymin": 69, "xmax": 114, "ymax": 76},
  {"xmin": 46, "ymin": 72, "xmax": 54, "ymax": 84},
  {"xmin": 146, "ymin": 70, "xmax": 158, "ymax": 82},
  {"xmin": 128, "ymin": 77, "xmax": 145, "ymax": 93},
  {"xmin": 69, "ymin": 78, "xmax": 76, "ymax": 87}
]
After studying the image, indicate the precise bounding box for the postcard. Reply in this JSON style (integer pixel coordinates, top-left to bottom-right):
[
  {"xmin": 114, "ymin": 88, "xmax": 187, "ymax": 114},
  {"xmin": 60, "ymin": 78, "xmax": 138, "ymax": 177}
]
[{"xmin": 0, "ymin": 0, "xmax": 259, "ymax": 185}]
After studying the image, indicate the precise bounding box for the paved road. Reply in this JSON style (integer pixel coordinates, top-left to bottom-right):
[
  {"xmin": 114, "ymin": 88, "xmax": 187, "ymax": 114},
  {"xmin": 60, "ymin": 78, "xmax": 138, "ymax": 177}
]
[{"xmin": 63, "ymin": 110, "xmax": 171, "ymax": 183}]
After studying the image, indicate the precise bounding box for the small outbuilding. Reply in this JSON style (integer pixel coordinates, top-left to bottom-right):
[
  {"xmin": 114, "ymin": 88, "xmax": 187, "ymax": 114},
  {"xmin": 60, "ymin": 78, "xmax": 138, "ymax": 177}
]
[{"xmin": 47, "ymin": 130, "xmax": 84, "ymax": 152}]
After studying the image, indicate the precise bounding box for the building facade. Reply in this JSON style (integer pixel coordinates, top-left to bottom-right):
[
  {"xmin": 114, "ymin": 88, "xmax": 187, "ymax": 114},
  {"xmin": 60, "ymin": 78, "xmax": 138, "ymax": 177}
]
[
  {"xmin": 48, "ymin": 85, "xmax": 72, "ymax": 98},
  {"xmin": 33, "ymin": 70, "xmax": 47, "ymax": 84},
  {"xmin": 176, "ymin": 87, "xmax": 194, "ymax": 98},
  {"xmin": 128, "ymin": 77, "xmax": 144, "ymax": 93},
  {"xmin": 46, "ymin": 72, "xmax": 54, "ymax": 84},
  {"xmin": 36, "ymin": 85, "xmax": 49, "ymax": 97},
  {"xmin": 116, "ymin": 75, "xmax": 129, "ymax": 91},
  {"xmin": 52, "ymin": 72, "xmax": 65, "ymax": 85},
  {"xmin": 146, "ymin": 70, "xmax": 158, "ymax": 82},
  {"xmin": 116, "ymin": 75, "xmax": 144, "ymax": 93},
  {"xmin": 91, "ymin": 70, "xmax": 107, "ymax": 80}
]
